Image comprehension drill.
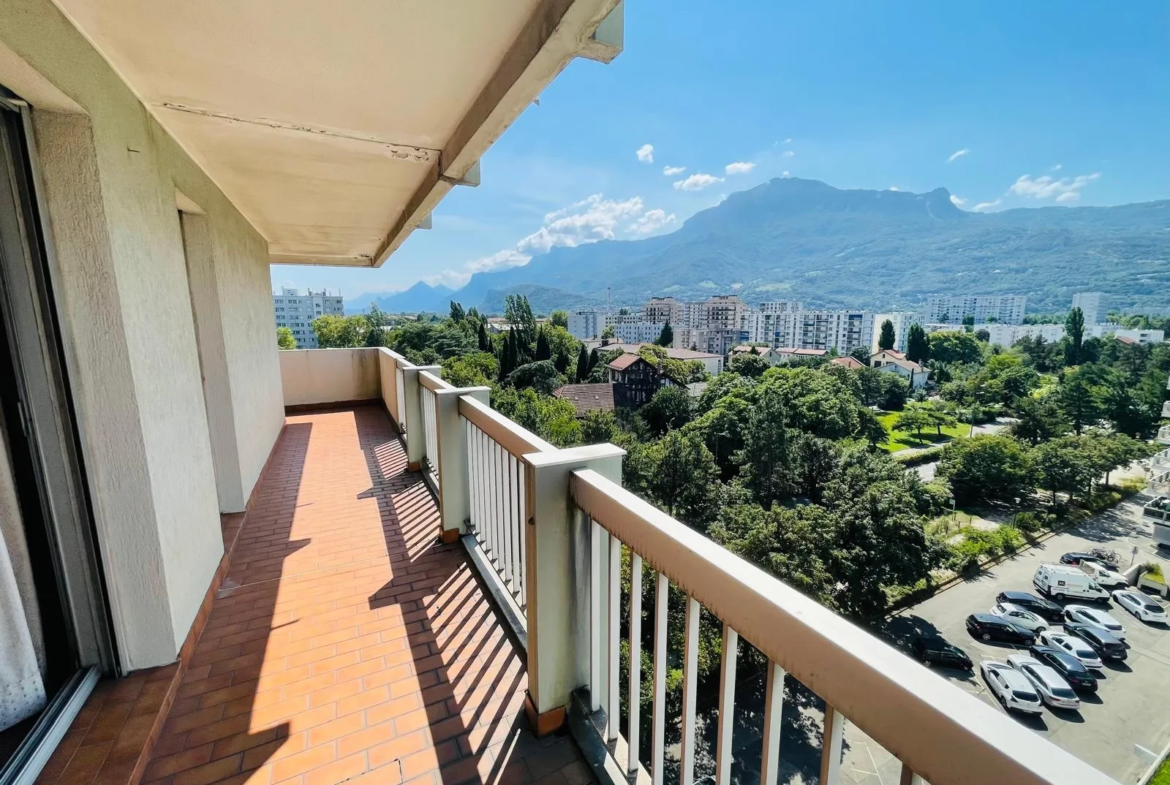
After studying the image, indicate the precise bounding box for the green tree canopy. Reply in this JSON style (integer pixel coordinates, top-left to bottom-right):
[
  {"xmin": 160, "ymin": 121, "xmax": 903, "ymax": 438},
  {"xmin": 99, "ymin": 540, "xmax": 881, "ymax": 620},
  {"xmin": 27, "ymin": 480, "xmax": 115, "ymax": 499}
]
[
  {"xmin": 507, "ymin": 360, "xmax": 561, "ymax": 395},
  {"xmin": 878, "ymin": 319, "xmax": 896, "ymax": 351},
  {"xmin": 549, "ymin": 309, "xmax": 569, "ymax": 329},
  {"xmin": 1064, "ymin": 306, "xmax": 1085, "ymax": 366},
  {"xmin": 938, "ymin": 435, "xmax": 1035, "ymax": 505},
  {"xmin": 311, "ymin": 314, "xmax": 371, "ymax": 348},
  {"xmin": 276, "ymin": 326, "xmax": 296, "ymax": 350},
  {"xmin": 640, "ymin": 386, "xmax": 693, "ymax": 436},
  {"xmin": 927, "ymin": 330, "xmax": 983, "ymax": 365},
  {"xmin": 656, "ymin": 322, "xmax": 674, "ymax": 347},
  {"xmin": 906, "ymin": 323, "xmax": 930, "ymax": 364},
  {"xmin": 728, "ymin": 352, "xmax": 770, "ymax": 378},
  {"xmin": 637, "ymin": 431, "xmax": 720, "ymax": 526}
]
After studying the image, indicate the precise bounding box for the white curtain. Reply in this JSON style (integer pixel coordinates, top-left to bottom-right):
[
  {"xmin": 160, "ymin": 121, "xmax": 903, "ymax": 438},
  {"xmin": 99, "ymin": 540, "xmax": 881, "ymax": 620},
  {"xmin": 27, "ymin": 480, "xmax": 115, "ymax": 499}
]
[{"xmin": 0, "ymin": 418, "xmax": 45, "ymax": 731}]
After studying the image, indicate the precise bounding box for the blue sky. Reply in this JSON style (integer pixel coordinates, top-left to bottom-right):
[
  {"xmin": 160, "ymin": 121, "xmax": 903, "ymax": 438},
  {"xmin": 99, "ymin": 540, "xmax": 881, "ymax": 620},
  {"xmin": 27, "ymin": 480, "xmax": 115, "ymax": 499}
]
[{"xmin": 271, "ymin": 1, "xmax": 1170, "ymax": 299}]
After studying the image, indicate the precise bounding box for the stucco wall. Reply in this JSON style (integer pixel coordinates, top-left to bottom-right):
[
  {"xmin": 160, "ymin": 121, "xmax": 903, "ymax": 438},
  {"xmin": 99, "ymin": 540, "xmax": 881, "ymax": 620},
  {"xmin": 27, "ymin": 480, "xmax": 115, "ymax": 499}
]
[
  {"xmin": 280, "ymin": 349, "xmax": 381, "ymax": 407},
  {"xmin": 0, "ymin": 0, "xmax": 283, "ymax": 668}
]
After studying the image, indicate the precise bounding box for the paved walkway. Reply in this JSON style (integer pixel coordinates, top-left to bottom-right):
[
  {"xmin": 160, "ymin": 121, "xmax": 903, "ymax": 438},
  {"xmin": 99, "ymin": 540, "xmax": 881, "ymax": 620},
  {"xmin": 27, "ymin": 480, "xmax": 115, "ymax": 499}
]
[{"xmin": 141, "ymin": 405, "xmax": 589, "ymax": 785}]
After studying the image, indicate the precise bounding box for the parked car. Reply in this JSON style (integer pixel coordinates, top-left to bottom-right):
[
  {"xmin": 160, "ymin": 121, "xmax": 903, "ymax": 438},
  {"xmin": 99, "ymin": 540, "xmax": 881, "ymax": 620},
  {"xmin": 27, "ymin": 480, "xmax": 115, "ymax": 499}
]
[
  {"xmin": 995, "ymin": 590, "xmax": 1064, "ymax": 623},
  {"xmin": 1038, "ymin": 630, "xmax": 1103, "ymax": 670},
  {"xmin": 989, "ymin": 602, "xmax": 1047, "ymax": 632},
  {"xmin": 1112, "ymin": 589, "xmax": 1168, "ymax": 623},
  {"xmin": 1006, "ymin": 655, "xmax": 1081, "ymax": 710},
  {"xmin": 965, "ymin": 613, "xmax": 1036, "ymax": 645},
  {"xmin": 911, "ymin": 637, "xmax": 973, "ymax": 670},
  {"xmin": 1064, "ymin": 622, "xmax": 1127, "ymax": 661},
  {"xmin": 1028, "ymin": 645, "xmax": 1098, "ymax": 692},
  {"xmin": 1078, "ymin": 561, "xmax": 1128, "ymax": 589},
  {"xmin": 980, "ymin": 661, "xmax": 1043, "ymax": 715},
  {"xmin": 1033, "ymin": 564, "xmax": 1111, "ymax": 602},
  {"xmin": 1064, "ymin": 605, "xmax": 1127, "ymax": 640},
  {"xmin": 1060, "ymin": 551, "xmax": 1104, "ymax": 566}
]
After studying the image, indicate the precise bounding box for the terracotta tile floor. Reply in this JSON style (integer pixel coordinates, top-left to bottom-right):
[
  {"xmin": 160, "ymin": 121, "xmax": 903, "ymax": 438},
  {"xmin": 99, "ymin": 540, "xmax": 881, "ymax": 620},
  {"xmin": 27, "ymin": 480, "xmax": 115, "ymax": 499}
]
[{"xmin": 140, "ymin": 405, "xmax": 591, "ymax": 785}]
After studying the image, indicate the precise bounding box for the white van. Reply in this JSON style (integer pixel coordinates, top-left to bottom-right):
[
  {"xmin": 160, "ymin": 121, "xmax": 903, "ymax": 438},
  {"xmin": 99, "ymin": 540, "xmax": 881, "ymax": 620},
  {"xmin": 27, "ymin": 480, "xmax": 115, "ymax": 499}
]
[
  {"xmin": 1033, "ymin": 564, "xmax": 1110, "ymax": 602},
  {"xmin": 1078, "ymin": 561, "xmax": 1128, "ymax": 589}
]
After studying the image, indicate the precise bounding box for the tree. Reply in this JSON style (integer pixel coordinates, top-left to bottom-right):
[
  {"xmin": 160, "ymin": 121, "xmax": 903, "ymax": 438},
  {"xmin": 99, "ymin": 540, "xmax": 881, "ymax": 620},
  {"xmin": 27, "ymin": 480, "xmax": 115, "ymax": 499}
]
[
  {"xmin": 640, "ymin": 386, "xmax": 693, "ymax": 436},
  {"xmin": 736, "ymin": 389, "xmax": 796, "ymax": 507},
  {"xmin": 1065, "ymin": 306, "xmax": 1085, "ymax": 366},
  {"xmin": 728, "ymin": 352, "xmax": 770, "ymax": 378},
  {"xmin": 477, "ymin": 321, "xmax": 492, "ymax": 352},
  {"xmin": 1010, "ymin": 395, "xmax": 1069, "ymax": 445},
  {"xmin": 441, "ymin": 352, "xmax": 498, "ymax": 388},
  {"xmin": 1033, "ymin": 436, "xmax": 1096, "ymax": 505},
  {"xmin": 683, "ymin": 396, "xmax": 751, "ymax": 479},
  {"xmin": 504, "ymin": 294, "xmax": 537, "ymax": 346},
  {"xmin": 656, "ymin": 322, "xmax": 674, "ymax": 347},
  {"xmin": 922, "ymin": 401, "xmax": 958, "ymax": 436},
  {"xmin": 574, "ymin": 345, "xmax": 589, "ymax": 383},
  {"xmin": 794, "ymin": 434, "xmax": 840, "ymax": 504},
  {"xmin": 759, "ymin": 367, "xmax": 862, "ymax": 439},
  {"xmin": 975, "ymin": 328, "xmax": 990, "ymax": 343},
  {"xmin": 937, "ymin": 436, "xmax": 1035, "ymax": 505},
  {"xmin": 535, "ymin": 327, "xmax": 552, "ymax": 361},
  {"xmin": 311, "ymin": 314, "xmax": 369, "ymax": 347},
  {"xmin": 640, "ymin": 431, "xmax": 720, "ymax": 526},
  {"xmin": 879, "ymin": 374, "xmax": 909, "ymax": 411},
  {"xmin": 449, "ymin": 301, "xmax": 465, "ymax": 322},
  {"xmin": 849, "ymin": 346, "xmax": 871, "ymax": 365},
  {"xmin": 276, "ymin": 326, "xmax": 296, "ymax": 350},
  {"xmin": 553, "ymin": 350, "xmax": 571, "ymax": 375},
  {"xmin": 507, "ymin": 360, "xmax": 560, "ymax": 395},
  {"xmin": 961, "ymin": 314, "xmax": 975, "ymax": 331},
  {"xmin": 906, "ymin": 323, "xmax": 930, "ymax": 364},
  {"xmin": 581, "ymin": 410, "xmax": 621, "ymax": 444},
  {"xmin": 492, "ymin": 387, "xmax": 580, "ymax": 447},
  {"xmin": 892, "ymin": 408, "xmax": 932, "ymax": 442},
  {"xmin": 549, "ymin": 310, "xmax": 569, "ymax": 329},
  {"xmin": 1057, "ymin": 367, "xmax": 1102, "ymax": 435},
  {"xmin": 928, "ymin": 331, "xmax": 982, "ymax": 365},
  {"xmin": 600, "ymin": 324, "xmax": 616, "ymax": 343},
  {"xmin": 878, "ymin": 319, "xmax": 896, "ymax": 351}
]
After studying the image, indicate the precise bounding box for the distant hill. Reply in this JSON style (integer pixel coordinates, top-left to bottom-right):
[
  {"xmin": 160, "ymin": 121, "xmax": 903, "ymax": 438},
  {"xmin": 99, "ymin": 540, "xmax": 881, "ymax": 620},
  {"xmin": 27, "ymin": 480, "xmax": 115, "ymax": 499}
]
[
  {"xmin": 345, "ymin": 281, "xmax": 454, "ymax": 315},
  {"xmin": 359, "ymin": 178, "xmax": 1170, "ymax": 315}
]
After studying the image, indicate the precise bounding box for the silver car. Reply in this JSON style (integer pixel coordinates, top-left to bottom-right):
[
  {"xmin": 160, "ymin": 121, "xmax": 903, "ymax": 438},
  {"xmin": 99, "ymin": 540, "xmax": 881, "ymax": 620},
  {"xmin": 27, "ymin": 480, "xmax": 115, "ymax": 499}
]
[
  {"xmin": 1112, "ymin": 590, "xmax": 1168, "ymax": 624},
  {"xmin": 990, "ymin": 602, "xmax": 1047, "ymax": 632},
  {"xmin": 1007, "ymin": 654, "xmax": 1080, "ymax": 710},
  {"xmin": 1038, "ymin": 630, "xmax": 1103, "ymax": 670},
  {"xmin": 1064, "ymin": 604, "xmax": 1127, "ymax": 640}
]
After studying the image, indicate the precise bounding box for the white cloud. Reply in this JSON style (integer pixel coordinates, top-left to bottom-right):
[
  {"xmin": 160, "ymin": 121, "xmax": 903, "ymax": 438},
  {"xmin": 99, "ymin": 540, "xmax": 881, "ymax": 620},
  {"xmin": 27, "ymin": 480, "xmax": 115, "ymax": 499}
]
[
  {"xmin": 428, "ymin": 194, "xmax": 672, "ymax": 287},
  {"xmin": 662, "ymin": 165, "xmax": 686, "ymax": 176},
  {"xmin": 947, "ymin": 148, "xmax": 970, "ymax": 163},
  {"xmin": 781, "ymin": 171, "xmax": 791, "ymax": 178},
  {"xmin": 674, "ymin": 173, "xmax": 726, "ymax": 190},
  {"xmin": 724, "ymin": 162, "xmax": 756, "ymax": 175},
  {"xmin": 888, "ymin": 186, "xmax": 900, "ymax": 191},
  {"xmin": 1052, "ymin": 163, "xmax": 1063, "ymax": 171},
  {"xmin": 636, "ymin": 144, "xmax": 654, "ymax": 163},
  {"xmin": 782, "ymin": 150, "xmax": 796, "ymax": 158},
  {"xmin": 950, "ymin": 194, "xmax": 967, "ymax": 206},
  {"xmin": 628, "ymin": 208, "xmax": 677, "ymax": 235},
  {"xmin": 1008, "ymin": 172, "xmax": 1100, "ymax": 203},
  {"xmin": 784, "ymin": 138, "xmax": 793, "ymax": 144},
  {"xmin": 972, "ymin": 199, "xmax": 1002, "ymax": 212}
]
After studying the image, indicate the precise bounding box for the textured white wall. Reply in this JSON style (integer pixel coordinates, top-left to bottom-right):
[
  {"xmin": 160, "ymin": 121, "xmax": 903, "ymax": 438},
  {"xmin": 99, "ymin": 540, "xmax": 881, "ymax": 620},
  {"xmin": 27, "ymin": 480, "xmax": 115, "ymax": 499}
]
[
  {"xmin": 280, "ymin": 349, "xmax": 380, "ymax": 407},
  {"xmin": 2, "ymin": 0, "xmax": 283, "ymax": 668}
]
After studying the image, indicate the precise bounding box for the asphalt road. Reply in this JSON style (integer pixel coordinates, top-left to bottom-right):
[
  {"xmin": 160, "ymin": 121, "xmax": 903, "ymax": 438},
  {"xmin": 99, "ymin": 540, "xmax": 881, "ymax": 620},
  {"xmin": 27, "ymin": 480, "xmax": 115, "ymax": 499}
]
[{"xmin": 841, "ymin": 498, "xmax": 1170, "ymax": 785}]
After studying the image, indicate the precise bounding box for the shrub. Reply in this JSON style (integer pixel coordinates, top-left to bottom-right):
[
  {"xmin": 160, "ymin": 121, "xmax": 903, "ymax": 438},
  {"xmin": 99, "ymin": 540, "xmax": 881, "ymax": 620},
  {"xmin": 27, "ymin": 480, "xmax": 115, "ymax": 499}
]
[
  {"xmin": 893, "ymin": 445, "xmax": 945, "ymax": 466},
  {"xmin": 946, "ymin": 525, "xmax": 1024, "ymax": 573},
  {"xmin": 1009, "ymin": 511, "xmax": 1043, "ymax": 534},
  {"xmin": 1144, "ymin": 563, "xmax": 1166, "ymax": 583}
]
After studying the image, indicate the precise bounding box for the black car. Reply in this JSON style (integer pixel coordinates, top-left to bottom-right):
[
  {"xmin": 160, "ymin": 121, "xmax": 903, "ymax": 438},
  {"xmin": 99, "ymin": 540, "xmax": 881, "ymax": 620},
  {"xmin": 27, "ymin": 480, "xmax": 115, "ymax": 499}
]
[
  {"xmin": 1028, "ymin": 645, "xmax": 1098, "ymax": 691},
  {"xmin": 1064, "ymin": 621, "xmax": 1128, "ymax": 660},
  {"xmin": 1060, "ymin": 552, "xmax": 1103, "ymax": 566},
  {"xmin": 996, "ymin": 590, "xmax": 1064, "ymax": 623},
  {"xmin": 912, "ymin": 637, "xmax": 973, "ymax": 670},
  {"xmin": 965, "ymin": 614, "xmax": 1036, "ymax": 645}
]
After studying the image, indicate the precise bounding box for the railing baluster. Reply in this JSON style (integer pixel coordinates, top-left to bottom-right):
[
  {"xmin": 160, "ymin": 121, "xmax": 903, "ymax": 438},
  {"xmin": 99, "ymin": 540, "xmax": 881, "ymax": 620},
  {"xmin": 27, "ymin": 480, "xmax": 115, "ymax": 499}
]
[
  {"xmin": 518, "ymin": 465, "xmax": 528, "ymax": 608},
  {"xmin": 627, "ymin": 552, "xmax": 642, "ymax": 773},
  {"xmin": 492, "ymin": 441, "xmax": 502, "ymax": 564},
  {"xmin": 819, "ymin": 703, "xmax": 845, "ymax": 785},
  {"xmin": 680, "ymin": 596, "xmax": 699, "ymax": 785},
  {"xmin": 760, "ymin": 661, "xmax": 785, "ymax": 785},
  {"xmin": 651, "ymin": 572, "xmax": 667, "ymax": 785},
  {"xmin": 590, "ymin": 518, "xmax": 602, "ymax": 713},
  {"xmin": 607, "ymin": 535, "xmax": 620, "ymax": 741},
  {"xmin": 716, "ymin": 626, "xmax": 738, "ymax": 785},
  {"xmin": 510, "ymin": 454, "xmax": 521, "ymax": 596},
  {"xmin": 503, "ymin": 450, "xmax": 514, "ymax": 589}
]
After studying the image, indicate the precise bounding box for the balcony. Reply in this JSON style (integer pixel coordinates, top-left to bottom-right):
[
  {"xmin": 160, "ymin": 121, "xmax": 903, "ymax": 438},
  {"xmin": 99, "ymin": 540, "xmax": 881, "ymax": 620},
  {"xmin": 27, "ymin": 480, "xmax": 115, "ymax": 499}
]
[{"xmin": 259, "ymin": 348, "xmax": 1115, "ymax": 785}]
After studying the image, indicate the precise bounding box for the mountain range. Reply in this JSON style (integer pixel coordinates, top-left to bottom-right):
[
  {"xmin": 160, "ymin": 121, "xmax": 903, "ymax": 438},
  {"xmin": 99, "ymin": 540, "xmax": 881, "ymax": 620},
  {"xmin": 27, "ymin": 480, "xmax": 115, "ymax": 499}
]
[{"xmin": 348, "ymin": 178, "xmax": 1170, "ymax": 316}]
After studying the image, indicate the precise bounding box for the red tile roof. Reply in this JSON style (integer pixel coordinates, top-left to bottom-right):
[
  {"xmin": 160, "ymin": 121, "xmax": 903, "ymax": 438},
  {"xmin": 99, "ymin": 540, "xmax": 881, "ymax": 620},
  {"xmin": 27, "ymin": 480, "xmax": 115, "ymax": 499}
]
[
  {"xmin": 607, "ymin": 353, "xmax": 647, "ymax": 371},
  {"xmin": 831, "ymin": 356, "xmax": 864, "ymax": 369}
]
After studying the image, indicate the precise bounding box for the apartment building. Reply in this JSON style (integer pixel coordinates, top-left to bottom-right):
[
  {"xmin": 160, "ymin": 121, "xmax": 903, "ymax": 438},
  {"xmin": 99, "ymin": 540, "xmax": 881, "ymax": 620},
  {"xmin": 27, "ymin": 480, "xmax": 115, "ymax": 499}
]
[
  {"xmin": 980, "ymin": 323, "xmax": 1065, "ymax": 347},
  {"xmin": 272, "ymin": 287, "xmax": 344, "ymax": 348},
  {"xmin": 925, "ymin": 294, "xmax": 1026, "ymax": 325},
  {"xmin": 1072, "ymin": 292, "xmax": 1105, "ymax": 325},
  {"xmin": 568, "ymin": 309, "xmax": 602, "ymax": 339},
  {"xmin": 740, "ymin": 303, "xmax": 874, "ymax": 356}
]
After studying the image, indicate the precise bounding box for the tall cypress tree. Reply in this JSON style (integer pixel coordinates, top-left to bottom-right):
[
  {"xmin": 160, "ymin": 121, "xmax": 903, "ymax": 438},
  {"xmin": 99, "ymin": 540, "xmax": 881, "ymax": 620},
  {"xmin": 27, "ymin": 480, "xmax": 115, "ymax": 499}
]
[
  {"xmin": 535, "ymin": 327, "xmax": 552, "ymax": 361},
  {"xmin": 906, "ymin": 323, "xmax": 930, "ymax": 364},
  {"xmin": 478, "ymin": 321, "xmax": 491, "ymax": 352},
  {"xmin": 575, "ymin": 345, "xmax": 589, "ymax": 382},
  {"xmin": 878, "ymin": 319, "xmax": 896, "ymax": 351}
]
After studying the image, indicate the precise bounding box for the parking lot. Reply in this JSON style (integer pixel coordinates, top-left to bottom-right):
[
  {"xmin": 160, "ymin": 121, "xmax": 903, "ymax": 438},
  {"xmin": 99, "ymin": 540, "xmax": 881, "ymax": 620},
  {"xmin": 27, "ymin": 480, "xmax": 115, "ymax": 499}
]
[{"xmin": 842, "ymin": 498, "xmax": 1170, "ymax": 784}]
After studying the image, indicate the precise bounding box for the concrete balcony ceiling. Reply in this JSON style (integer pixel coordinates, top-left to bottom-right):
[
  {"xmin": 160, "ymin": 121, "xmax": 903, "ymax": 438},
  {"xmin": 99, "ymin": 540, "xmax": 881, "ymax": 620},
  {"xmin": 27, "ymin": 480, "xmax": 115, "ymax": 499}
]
[{"xmin": 50, "ymin": 0, "xmax": 623, "ymax": 266}]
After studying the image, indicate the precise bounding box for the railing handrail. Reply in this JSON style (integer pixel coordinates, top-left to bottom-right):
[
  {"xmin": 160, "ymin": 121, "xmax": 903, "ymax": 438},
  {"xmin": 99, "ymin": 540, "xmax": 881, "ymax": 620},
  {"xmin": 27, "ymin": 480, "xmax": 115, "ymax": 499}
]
[
  {"xmin": 569, "ymin": 468, "xmax": 1115, "ymax": 785},
  {"xmin": 458, "ymin": 395, "xmax": 555, "ymax": 457},
  {"xmin": 419, "ymin": 369, "xmax": 454, "ymax": 392},
  {"xmin": 376, "ymin": 346, "xmax": 412, "ymax": 367}
]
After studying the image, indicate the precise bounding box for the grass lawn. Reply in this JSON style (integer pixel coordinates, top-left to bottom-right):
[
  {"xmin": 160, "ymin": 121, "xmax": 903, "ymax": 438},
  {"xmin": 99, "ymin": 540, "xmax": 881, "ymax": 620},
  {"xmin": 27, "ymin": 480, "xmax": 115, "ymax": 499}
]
[
  {"xmin": 877, "ymin": 412, "xmax": 972, "ymax": 453},
  {"xmin": 1150, "ymin": 756, "xmax": 1170, "ymax": 785}
]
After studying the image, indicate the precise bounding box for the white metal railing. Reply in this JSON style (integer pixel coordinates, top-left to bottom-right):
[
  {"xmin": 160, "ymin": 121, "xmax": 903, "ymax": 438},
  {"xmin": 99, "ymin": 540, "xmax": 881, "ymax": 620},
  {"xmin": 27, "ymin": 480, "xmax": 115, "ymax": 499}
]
[
  {"xmin": 1153, "ymin": 447, "xmax": 1170, "ymax": 467},
  {"xmin": 1159, "ymin": 425, "xmax": 1170, "ymax": 445},
  {"xmin": 459, "ymin": 395, "xmax": 554, "ymax": 613},
  {"xmin": 569, "ymin": 468, "xmax": 1115, "ymax": 785},
  {"xmin": 419, "ymin": 372, "xmax": 449, "ymax": 490}
]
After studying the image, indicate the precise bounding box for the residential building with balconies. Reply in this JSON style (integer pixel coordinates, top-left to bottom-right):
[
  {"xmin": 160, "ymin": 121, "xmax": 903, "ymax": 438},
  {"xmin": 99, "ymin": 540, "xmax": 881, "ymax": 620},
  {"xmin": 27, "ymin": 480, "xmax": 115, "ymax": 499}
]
[{"xmin": 273, "ymin": 288, "xmax": 344, "ymax": 348}]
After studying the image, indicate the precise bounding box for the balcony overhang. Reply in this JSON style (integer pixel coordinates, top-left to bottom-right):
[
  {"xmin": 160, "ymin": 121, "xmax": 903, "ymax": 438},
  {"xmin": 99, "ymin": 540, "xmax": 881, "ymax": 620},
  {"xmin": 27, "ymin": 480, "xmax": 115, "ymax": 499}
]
[{"xmin": 50, "ymin": 0, "xmax": 624, "ymax": 267}]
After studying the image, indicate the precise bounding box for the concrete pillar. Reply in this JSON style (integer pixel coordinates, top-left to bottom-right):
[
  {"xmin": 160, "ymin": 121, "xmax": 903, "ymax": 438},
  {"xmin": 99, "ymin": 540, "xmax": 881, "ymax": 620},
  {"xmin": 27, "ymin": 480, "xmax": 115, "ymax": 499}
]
[
  {"xmin": 523, "ymin": 443, "xmax": 624, "ymax": 734},
  {"xmin": 433, "ymin": 385, "xmax": 490, "ymax": 542},
  {"xmin": 400, "ymin": 365, "xmax": 440, "ymax": 471}
]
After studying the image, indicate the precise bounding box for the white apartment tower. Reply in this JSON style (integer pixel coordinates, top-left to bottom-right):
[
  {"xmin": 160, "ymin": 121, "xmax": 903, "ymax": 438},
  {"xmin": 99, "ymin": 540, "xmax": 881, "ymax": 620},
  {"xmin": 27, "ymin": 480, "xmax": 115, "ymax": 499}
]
[
  {"xmin": 925, "ymin": 295, "xmax": 1026, "ymax": 325},
  {"xmin": 1072, "ymin": 292, "xmax": 1105, "ymax": 326},
  {"xmin": 273, "ymin": 288, "xmax": 344, "ymax": 348}
]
